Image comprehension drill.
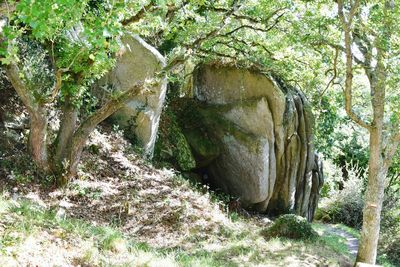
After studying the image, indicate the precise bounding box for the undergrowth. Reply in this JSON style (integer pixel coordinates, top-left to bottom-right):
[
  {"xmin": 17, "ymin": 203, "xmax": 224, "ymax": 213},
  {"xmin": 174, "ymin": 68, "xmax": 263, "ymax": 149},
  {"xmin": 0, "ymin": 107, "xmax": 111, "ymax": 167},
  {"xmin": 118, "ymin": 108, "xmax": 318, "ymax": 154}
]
[{"xmin": 0, "ymin": 195, "xmax": 350, "ymax": 267}]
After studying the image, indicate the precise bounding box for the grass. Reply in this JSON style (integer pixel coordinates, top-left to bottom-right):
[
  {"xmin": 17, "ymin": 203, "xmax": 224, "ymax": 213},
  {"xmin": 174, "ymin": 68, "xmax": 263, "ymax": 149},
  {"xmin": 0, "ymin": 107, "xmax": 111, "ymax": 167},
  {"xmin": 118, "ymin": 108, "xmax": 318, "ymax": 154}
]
[
  {"xmin": 312, "ymin": 223, "xmax": 354, "ymax": 256},
  {"xmin": 0, "ymin": 195, "xmax": 351, "ymax": 266},
  {"xmin": 335, "ymin": 224, "xmax": 360, "ymax": 238},
  {"xmin": 314, "ymin": 222, "xmax": 398, "ymax": 267},
  {"xmin": 0, "ymin": 196, "xmax": 171, "ymax": 266},
  {"xmin": 318, "ymin": 232, "xmax": 349, "ymax": 256}
]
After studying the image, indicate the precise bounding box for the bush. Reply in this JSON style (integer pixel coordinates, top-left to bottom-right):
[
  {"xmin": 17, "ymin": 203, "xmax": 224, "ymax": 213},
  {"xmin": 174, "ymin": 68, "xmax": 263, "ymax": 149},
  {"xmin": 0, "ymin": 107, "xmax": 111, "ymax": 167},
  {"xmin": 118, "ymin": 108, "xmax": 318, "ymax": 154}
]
[
  {"xmin": 378, "ymin": 180, "xmax": 400, "ymax": 266},
  {"xmin": 263, "ymin": 214, "xmax": 318, "ymax": 240},
  {"xmin": 316, "ymin": 161, "xmax": 364, "ymax": 229},
  {"xmin": 378, "ymin": 227, "xmax": 400, "ymax": 266}
]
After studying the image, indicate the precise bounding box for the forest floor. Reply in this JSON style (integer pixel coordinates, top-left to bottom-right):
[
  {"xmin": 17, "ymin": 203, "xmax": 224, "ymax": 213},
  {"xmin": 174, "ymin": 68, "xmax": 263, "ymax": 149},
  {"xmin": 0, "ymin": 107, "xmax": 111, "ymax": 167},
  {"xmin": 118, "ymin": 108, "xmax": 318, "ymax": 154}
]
[{"xmin": 0, "ymin": 125, "xmax": 355, "ymax": 266}]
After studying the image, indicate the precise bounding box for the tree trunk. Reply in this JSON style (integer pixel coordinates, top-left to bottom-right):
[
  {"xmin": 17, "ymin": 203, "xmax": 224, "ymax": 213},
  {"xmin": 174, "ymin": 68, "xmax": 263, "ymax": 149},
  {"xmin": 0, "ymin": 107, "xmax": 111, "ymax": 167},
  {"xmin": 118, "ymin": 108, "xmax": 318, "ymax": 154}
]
[
  {"xmin": 356, "ymin": 129, "xmax": 387, "ymax": 264},
  {"xmin": 5, "ymin": 63, "xmax": 52, "ymax": 173},
  {"xmin": 55, "ymin": 81, "xmax": 148, "ymax": 185},
  {"xmin": 58, "ymin": 128, "xmax": 91, "ymax": 185},
  {"xmin": 28, "ymin": 107, "xmax": 50, "ymax": 172},
  {"xmin": 53, "ymin": 97, "xmax": 78, "ymax": 170}
]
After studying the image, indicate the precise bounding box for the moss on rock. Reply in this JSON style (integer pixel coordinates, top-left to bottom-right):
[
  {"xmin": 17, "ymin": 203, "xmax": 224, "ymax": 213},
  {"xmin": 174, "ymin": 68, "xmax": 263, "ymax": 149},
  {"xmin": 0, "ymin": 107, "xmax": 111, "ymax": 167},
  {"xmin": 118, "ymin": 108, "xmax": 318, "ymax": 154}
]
[
  {"xmin": 183, "ymin": 130, "xmax": 220, "ymax": 167},
  {"xmin": 154, "ymin": 109, "xmax": 196, "ymax": 171}
]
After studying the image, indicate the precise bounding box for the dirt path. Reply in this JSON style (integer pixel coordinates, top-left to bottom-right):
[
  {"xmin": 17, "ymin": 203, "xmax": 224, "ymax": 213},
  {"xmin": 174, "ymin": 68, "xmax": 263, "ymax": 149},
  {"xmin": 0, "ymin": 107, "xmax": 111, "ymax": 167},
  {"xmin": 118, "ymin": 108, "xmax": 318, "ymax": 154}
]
[{"xmin": 324, "ymin": 224, "xmax": 359, "ymax": 257}]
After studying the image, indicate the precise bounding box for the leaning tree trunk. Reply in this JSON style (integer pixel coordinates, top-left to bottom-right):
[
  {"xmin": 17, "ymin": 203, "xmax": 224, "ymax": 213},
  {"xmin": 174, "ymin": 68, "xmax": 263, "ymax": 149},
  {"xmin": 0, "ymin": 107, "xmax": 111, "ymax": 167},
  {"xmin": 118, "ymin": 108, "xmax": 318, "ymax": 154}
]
[
  {"xmin": 58, "ymin": 127, "xmax": 92, "ymax": 185},
  {"xmin": 56, "ymin": 81, "xmax": 148, "ymax": 186},
  {"xmin": 28, "ymin": 107, "xmax": 50, "ymax": 172},
  {"xmin": 6, "ymin": 50, "xmax": 152, "ymax": 186},
  {"xmin": 5, "ymin": 63, "xmax": 51, "ymax": 173}
]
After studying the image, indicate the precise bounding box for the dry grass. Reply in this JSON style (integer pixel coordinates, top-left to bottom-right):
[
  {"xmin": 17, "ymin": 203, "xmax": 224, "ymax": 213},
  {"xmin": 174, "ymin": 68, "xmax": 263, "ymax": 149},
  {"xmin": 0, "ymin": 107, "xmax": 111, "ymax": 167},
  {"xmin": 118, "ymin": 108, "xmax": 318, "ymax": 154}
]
[{"xmin": 0, "ymin": 125, "xmax": 351, "ymax": 266}]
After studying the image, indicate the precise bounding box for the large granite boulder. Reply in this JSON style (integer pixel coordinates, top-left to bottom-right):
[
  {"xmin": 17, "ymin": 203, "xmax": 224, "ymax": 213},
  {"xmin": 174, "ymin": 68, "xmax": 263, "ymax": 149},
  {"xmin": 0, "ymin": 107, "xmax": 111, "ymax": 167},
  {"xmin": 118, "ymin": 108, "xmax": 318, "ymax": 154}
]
[
  {"xmin": 95, "ymin": 34, "xmax": 167, "ymax": 157},
  {"xmin": 179, "ymin": 65, "xmax": 323, "ymax": 221}
]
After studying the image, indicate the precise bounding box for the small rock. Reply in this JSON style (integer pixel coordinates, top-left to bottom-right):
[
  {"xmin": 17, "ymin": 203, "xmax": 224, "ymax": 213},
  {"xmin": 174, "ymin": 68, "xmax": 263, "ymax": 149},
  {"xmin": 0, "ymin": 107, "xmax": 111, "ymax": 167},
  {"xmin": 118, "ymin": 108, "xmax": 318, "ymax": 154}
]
[
  {"xmin": 55, "ymin": 208, "xmax": 66, "ymax": 220},
  {"xmin": 109, "ymin": 238, "xmax": 127, "ymax": 253}
]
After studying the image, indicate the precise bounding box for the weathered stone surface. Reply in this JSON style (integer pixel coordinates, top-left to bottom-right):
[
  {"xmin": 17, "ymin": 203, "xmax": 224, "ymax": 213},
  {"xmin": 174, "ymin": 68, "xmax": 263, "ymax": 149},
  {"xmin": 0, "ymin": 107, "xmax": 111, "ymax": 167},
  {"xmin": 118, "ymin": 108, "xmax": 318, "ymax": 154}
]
[
  {"xmin": 185, "ymin": 64, "xmax": 323, "ymax": 221},
  {"xmin": 96, "ymin": 34, "xmax": 167, "ymax": 157}
]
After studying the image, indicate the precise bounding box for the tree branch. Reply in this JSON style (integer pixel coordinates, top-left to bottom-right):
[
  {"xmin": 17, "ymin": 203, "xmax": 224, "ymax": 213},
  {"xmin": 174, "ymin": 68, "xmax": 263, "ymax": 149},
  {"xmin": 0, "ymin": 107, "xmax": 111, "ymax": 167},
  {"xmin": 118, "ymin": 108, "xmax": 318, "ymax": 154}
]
[
  {"xmin": 353, "ymin": 28, "xmax": 374, "ymax": 80},
  {"xmin": 75, "ymin": 80, "xmax": 154, "ymax": 137},
  {"xmin": 212, "ymin": 6, "xmax": 287, "ymax": 25},
  {"xmin": 5, "ymin": 62, "xmax": 39, "ymax": 116},
  {"xmin": 227, "ymin": 36, "xmax": 273, "ymax": 56},
  {"xmin": 121, "ymin": 1, "xmax": 158, "ymax": 26},
  {"xmin": 165, "ymin": 1, "xmax": 189, "ymax": 22},
  {"xmin": 0, "ymin": 0, "xmax": 17, "ymax": 17},
  {"xmin": 338, "ymin": 0, "xmax": 371, "ymax": 130},
  {"xmin": 311, "ymin": 39, "xmax": 365, "ymax": 66},
  {"xmin": 44, "ymin": 47, "xmax": 86, "ymax": 104},
  {"xmin": 320, "ymin": 47, "xmax": 339, "ymax": 99},
  {"xmin": 187, "ymin": 1, "xmax": 239, "ymax": 49},
  {"xmin": 197, "ymin": 48, "xmax": 237, "ymax": 61}
]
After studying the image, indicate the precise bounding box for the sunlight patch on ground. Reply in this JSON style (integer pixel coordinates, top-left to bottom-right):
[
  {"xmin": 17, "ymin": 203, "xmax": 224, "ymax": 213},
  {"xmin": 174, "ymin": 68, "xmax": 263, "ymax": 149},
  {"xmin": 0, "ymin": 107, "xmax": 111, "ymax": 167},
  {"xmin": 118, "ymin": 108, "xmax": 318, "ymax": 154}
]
[{"xmin": 0, "ymin": 126, "xmax": 352, "ymax": 267}]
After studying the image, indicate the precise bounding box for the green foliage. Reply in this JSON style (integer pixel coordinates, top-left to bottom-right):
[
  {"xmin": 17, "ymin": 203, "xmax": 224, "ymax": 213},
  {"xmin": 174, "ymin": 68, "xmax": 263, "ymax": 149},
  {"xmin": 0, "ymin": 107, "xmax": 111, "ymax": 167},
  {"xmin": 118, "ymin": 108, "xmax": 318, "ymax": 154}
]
[
  {"xmin": 16, "ymin": 38, "xmax": 55, "ymax": 101},
  {"xmin": 154, "ymin": 108, "xmax": 196, "ymax": 171},
  {"xmin": 320, "ymin": 198, "xmax": 364, "ymax": 229},
  {"xmin": 378, "ymin": 173, "xmax": 400, "ymax": 267},
  {"xmin": 379, "ymin": 211, "xmax": 400, "ymax": 267},
  {"xmin": 263, "ymin": 214, "xmax": 318, "ymax": 240},
  {"xmin": 313, "ymin": 95, "xmax": 340, "ymax": 154},
  {"xmin": 316, "ymin": 162, "xmax": 365, "ymax": 229},
  {"xmin": 2, "ymin": 0, "xmax": 124, "ymax": 104},
  {"xmin": 15, "ymin": 0, "xmax": 86, "ymax": 40},
  {"xmin": 312, "ymin": 224, "xmax": 354, "ymax": 257},
  {"xmin": 313, "ymin": 92, "xmax": 369, "ymax": 178}
]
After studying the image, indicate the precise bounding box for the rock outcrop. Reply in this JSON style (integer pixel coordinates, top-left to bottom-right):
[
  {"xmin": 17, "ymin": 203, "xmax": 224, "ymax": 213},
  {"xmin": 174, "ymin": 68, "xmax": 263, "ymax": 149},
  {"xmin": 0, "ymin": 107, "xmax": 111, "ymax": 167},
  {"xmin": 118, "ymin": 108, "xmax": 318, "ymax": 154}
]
[
  {"xmin": 177, "ymin": 65, "xmax": 323, "ymax": 221},
  {"xmin": 95, "ymin": 34, "xmax": 167, "ymax": 157}
]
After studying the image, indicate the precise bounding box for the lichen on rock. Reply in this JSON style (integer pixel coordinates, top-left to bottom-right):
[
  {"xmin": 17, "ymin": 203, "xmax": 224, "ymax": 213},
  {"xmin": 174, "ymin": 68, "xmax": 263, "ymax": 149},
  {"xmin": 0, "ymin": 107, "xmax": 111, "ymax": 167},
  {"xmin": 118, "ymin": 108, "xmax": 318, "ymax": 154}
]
[
  {"xmin": 174, "ymin": 64, "xmax": 324, "ymax": 221},
  {"xmin": 94, "ymin": 34, "xmax": 167, "ymax": 158}
]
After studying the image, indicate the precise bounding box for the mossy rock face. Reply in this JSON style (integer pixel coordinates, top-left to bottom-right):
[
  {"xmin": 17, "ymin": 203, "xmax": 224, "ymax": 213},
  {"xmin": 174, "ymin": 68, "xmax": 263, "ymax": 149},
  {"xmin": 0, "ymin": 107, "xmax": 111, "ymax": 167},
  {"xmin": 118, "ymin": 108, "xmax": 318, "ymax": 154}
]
[
  {"xmin": 183, "ymin": 130, "xmax": 220, "ymax": 167},
  {"xmin": 263, "ymin": 214, "xmax": 318, "ymax": 240},
  {"xmin": 154, "ymin": 109, "xmax": 196, "ymax": 171},
  {"xmin": 191, "ymin": 64, "xmax": 324, "ymax": 220},
  {"xmin": 155, "ymin": 65, "xmax": 323, "ymax": 221}
]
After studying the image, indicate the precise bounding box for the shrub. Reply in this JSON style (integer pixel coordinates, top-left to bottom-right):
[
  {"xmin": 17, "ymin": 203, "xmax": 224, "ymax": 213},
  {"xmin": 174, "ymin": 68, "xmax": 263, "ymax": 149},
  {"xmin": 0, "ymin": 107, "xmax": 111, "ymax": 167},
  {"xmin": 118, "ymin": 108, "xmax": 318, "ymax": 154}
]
[
  {"xmin": 378, "ymin": 181, "xmax": 400, "ymax": 266},
  {"xmin": 316, "ymin": 161, "xmax": 364, "ymax": 229},
  {"xmin": 263, "ymin": 214, "xmax": 318, "ymax": 240},
  {"xmin": 378, "ymin": 227, "xmax": 400, "ymax": 266}
]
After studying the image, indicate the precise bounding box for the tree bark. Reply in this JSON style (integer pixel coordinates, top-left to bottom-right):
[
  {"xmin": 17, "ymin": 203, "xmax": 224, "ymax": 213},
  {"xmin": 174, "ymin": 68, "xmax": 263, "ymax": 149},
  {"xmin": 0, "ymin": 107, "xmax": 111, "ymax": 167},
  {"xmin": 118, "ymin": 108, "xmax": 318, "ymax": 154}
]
[
  {"xmin": 5, "ymin": 62, "xmax": 51, "ymax": 172},
  {"xmin": 57, "ymin": 81, "xmax": 149, "ymax": 185},
  {"xmin": 337, "ymin": 1, "xmax": 395, "ymax": 264},
  {"xmin": 356, "ymin": 129, "xmax": 387, "ymax": 263},
  {"xmin": 356, "ymin": 23, "xmax": 388, "ymax": 262},
  {"xmin": 53, "ymin": 96, "xmax": 78, "ymax": 170},
  {"xmin": 28, "ymin": 107, "xmax": 50, "ymax": 172}
]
